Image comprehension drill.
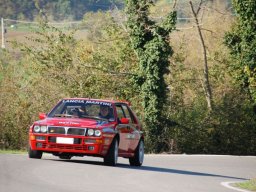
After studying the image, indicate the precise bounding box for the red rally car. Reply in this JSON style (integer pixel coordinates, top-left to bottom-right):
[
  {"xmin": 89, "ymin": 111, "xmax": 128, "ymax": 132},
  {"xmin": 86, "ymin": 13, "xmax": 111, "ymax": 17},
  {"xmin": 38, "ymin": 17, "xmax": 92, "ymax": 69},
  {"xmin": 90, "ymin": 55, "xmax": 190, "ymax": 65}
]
[{"xmin": 28, "ymin": 98, "xmax": 144, "ymax": 166}]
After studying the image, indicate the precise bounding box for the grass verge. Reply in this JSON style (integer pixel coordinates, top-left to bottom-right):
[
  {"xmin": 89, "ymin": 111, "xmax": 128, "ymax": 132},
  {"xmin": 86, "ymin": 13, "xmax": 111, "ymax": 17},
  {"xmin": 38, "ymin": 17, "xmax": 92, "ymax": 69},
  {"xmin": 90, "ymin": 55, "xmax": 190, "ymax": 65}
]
[
  {"xmin": 235, "ymin": 179, "xmax": 256, "ymax": 192},
  {"xmin": 0, "ymin": 149, "xmax": 27, "ymax": 154}
]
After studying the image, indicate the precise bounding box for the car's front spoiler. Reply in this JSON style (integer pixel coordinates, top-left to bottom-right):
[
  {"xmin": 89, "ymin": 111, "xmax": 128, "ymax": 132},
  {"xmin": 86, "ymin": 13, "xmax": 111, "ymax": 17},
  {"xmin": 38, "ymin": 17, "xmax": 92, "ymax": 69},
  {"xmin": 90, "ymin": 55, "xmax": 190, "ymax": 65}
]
[{"xmin": 29, "ymin": 133, "xmax": 114, "ymax": 156}]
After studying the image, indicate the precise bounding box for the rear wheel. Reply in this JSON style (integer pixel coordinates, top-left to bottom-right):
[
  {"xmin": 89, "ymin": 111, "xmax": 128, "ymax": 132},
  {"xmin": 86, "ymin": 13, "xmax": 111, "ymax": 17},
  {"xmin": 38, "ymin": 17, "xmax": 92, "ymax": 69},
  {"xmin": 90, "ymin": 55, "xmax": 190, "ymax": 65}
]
[
  {"xmin": 104, "ymin": 138, "xmax": 118, "ymax": 166},
  {"xmin": 28, "ymin": 147, "xmax": 43, "ymax": 159},
  {"xmin": 129, "ymin": 140, "xmax": 144, "ymax": 166}
]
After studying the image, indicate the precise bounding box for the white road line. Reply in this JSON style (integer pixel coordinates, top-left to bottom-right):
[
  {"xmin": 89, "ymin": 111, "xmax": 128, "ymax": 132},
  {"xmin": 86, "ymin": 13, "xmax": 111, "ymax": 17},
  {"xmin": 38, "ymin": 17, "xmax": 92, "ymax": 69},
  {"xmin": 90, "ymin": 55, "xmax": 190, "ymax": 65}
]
[{"xmin": 221, "ymin": 181, "xmax": 251, "ymax": 192}]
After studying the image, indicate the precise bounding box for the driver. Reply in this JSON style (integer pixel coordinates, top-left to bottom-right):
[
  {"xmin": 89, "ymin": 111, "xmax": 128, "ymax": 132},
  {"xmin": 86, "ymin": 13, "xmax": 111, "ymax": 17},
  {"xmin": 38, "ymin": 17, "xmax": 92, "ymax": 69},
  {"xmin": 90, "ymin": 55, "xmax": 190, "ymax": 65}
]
[
  {"xmin": 99, "ymin": 105, "xmax": 113, "ymax": 119},
  {"xmin": 71, "ymin": 108, "xmax": 81, "ymax": 118}
]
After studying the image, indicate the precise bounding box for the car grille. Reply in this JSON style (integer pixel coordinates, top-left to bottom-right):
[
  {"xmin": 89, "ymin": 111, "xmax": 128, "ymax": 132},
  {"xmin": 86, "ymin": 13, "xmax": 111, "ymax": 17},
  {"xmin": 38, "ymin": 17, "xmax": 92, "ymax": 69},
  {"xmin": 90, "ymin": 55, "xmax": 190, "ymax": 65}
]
[
  {"xmin": 41, "ymin": 143, "xmax": 87, "ymax": 151},
  {"xmin": 48, "ymin": 126, "xmax": 86, "ymax": 136},
  {"xmin": 48, "ymin": 127, "xmax": 65, "ymax": 134},
  {"xmin": 67, "ymin": 128, "xmax": 85, "ymax": 136}
]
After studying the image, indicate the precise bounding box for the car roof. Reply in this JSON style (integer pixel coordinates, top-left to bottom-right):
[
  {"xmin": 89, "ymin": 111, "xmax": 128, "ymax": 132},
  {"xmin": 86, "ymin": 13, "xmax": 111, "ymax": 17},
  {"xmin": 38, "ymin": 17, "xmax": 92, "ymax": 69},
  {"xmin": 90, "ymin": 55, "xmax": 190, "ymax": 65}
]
[{"xmin": 62, "ymin": 98, "xmax": 131, "ymax": 106}]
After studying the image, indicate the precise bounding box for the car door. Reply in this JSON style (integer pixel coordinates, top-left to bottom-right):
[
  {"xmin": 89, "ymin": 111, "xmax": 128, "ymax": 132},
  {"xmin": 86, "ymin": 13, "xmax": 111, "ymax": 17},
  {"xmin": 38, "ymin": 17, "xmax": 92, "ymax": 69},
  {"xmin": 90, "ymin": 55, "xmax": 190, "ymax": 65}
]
[
  {"xmin": 115, "ymin": 104, "xmax": 130, "ymax": 154},
  {"xmin": 121, "ymin": 104, "xmax": 141, "ymax": 153}
]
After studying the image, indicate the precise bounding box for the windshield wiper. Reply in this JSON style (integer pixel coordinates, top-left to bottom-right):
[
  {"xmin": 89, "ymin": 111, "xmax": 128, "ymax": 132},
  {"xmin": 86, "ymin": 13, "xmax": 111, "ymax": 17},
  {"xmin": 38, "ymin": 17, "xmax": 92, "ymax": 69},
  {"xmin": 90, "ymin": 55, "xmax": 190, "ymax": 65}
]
[
  {"xmin": 52, "ymin": 114, "xmax": 108, "ymax": 121},
  {"xmin": 80, "ymin": 115, "xmax": 108, "ymax": 121}
]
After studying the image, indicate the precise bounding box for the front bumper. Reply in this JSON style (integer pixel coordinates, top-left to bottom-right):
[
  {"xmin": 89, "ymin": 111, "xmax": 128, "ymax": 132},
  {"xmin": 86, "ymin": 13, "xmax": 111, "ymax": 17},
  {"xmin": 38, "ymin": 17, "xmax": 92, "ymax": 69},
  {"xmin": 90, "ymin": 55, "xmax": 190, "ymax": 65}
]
[{"xmin": 29, "ymin": 133, "xmax": 114, "ymax": 156}]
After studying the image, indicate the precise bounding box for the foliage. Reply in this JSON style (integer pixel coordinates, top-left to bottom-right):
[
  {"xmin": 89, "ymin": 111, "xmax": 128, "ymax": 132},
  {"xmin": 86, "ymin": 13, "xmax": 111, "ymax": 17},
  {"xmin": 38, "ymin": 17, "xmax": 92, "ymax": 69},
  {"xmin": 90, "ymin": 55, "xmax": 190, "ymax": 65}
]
[
  {"xmin": 162, "ymin": 1, "xmax": 256, "ymax": 155},
  {"xmin": 170, "ymin": 90, "xmax": 256, "ymax": 155},
  {"xmin": 80, "ymin": 11, "xmax": 138, "ymax": 100},
  {"xmin": 166, "ymin": 46, "xmax": 256, "ymax": 155},
  {"xmin": 15, "ymin": 21, "xmax": 83, "ymax": 96},
  {"xmin": 125, "ymin": 0, "xmax": 177, "ymax": 152},
  {"xmin": 14, "ymin": 12, "xmax": 138, "ymax": 100},
  {"xmin": 224, "ymin": 0, "xmax": 256, "ymax": 105},
  {"xmin": 0, "ymin": 51, "xmax": 47, "ymax": 149}
]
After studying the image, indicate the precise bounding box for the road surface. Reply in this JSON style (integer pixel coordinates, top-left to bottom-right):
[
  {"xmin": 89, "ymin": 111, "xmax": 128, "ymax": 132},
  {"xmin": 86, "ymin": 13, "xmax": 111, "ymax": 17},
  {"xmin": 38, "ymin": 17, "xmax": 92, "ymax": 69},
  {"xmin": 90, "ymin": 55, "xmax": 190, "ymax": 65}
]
[{"xmin": 0, "ymin": 154, "xmax": 255, "ymax": 192}]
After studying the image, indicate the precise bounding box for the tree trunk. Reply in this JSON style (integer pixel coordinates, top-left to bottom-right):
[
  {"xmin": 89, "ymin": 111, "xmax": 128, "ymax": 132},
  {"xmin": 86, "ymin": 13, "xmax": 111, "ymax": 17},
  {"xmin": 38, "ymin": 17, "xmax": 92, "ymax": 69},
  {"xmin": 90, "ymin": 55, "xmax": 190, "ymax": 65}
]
[{"xmin": 190, "ymin": 1, "xmax": 213, "ymax": 111}]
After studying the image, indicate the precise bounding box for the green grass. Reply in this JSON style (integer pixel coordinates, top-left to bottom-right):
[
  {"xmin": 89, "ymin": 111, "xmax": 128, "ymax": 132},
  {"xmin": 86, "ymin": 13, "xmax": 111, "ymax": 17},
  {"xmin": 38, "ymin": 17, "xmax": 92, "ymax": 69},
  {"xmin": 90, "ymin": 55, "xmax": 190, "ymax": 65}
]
[
  {"xmin": 0, "ymin": 149, "xmax": 27, "ymax": 154},
  {"xmin": 235, "ymin": 179, "xmax": 256, "ymax": 192}
]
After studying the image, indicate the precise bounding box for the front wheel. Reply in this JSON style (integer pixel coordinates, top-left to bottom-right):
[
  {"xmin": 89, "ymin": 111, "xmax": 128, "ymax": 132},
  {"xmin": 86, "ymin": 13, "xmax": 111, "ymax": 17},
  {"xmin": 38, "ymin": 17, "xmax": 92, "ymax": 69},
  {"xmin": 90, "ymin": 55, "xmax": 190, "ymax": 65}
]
[
  {"xmin": 104, "ymin": 138, "xmax": 118, "ymax": 166},
  {"xmin": 129, "ymin": 140, "xmax": 144, "ymax": 166},
  {"xmin": 28, "ymin": 147, "xmax": 43, "ymax": 159}
]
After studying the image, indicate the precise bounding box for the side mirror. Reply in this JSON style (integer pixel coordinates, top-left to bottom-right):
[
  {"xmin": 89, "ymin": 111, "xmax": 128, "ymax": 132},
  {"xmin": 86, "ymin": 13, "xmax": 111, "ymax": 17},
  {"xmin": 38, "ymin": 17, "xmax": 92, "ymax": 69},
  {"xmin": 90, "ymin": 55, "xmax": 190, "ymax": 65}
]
[
  {"xmin": 120, "ymin": 118, "xmax": 129, "ymax": 124},
  {"xmin": 39, "ymin": 113, "xmax": 47, "ymax": 120}
]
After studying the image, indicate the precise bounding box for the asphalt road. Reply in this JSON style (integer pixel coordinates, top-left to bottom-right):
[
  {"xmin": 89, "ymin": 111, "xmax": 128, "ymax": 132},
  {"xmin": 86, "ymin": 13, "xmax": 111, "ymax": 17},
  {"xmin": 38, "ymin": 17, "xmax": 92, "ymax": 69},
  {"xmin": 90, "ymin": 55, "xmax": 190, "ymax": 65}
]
[{"xmin": 0, "ymin": 153, "xmax": 255, "ymax": 192}]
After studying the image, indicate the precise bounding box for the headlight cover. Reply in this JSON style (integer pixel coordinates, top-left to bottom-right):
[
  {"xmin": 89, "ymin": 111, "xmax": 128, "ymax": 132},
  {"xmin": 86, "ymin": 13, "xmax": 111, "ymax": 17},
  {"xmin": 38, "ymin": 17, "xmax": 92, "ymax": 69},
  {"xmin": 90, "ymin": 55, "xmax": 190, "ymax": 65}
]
[
  {"xmin": 33, "ymin": 125, "xmax": 47, "ymax": 133},
  {"xmin": 40, "ymin": 126, "xmax": 47, "ymax": 133},
  {"xmin": 87, "ymin": 129, "xmax": 101, "ymax": 137},
  {"xmin": 94, "ymin": 130, "xmax": 101, "ymax": 137},
  {"xmin": 87, "ymin": 129, "xmax": 94, "ymax": 136},
  {"xmin": 34, "ymin": 125, "xmax": 41, "ymax": 133}
]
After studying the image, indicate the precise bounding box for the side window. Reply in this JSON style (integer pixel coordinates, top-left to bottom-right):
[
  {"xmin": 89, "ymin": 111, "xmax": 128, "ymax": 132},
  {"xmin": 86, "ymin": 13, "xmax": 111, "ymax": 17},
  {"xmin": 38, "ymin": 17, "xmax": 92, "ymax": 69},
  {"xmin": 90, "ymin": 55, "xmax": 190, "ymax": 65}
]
[
  {"xmin": 122, "ymin": 105, "xmax": 136, "ymax": 124},
  {"xmin": 128, "ymin": 107, "xmax": 137, "ymax": 124},
  {"xmin": 122, "ymin": 105, "xmax": 132, "ymax": 123},
  {"xmin": 116, "ymin": 105, "xmax": 125, "ymax": 120}
]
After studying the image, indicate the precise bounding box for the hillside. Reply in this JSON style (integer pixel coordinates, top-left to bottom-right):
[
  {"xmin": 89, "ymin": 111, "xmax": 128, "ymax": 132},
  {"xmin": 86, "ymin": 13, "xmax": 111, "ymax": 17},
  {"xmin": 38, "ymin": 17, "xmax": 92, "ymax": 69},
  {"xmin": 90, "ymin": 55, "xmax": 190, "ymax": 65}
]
[{"xmin": 0, "ymin": 0, "xmax": 124, "ymax": 21}]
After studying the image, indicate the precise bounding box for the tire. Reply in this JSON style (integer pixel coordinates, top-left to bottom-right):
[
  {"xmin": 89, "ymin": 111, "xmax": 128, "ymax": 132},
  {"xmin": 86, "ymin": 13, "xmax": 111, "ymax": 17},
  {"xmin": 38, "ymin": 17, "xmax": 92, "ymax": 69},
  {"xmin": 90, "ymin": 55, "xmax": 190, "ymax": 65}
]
[
  {"xmin": 28, "ymin": 147, "xmax": 43, "ymax": 159},
  {"xmin": 59, "ymin": 155, "xmax": 72, "ymax": 160},
  {"xmin": 129, "ymin": 140, "xmax": 144, "ymax": 166},
  {"xmin": 104, "ymin": 138, "xmax": 118, "ymax": 166}
]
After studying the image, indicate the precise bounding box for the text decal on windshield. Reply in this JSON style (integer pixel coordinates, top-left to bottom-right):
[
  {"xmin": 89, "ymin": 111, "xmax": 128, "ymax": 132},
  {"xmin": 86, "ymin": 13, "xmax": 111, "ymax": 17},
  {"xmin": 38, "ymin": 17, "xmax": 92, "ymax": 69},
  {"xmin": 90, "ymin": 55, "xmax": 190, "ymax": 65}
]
[
  {"xmin": 85, "ymin": 100, "xmax": 112, "ymax": 106},
  {"xmin": 63, "ymin": 99, "xmax": 112, "ymax": 106},
  {"xmin": 63, "ymin": 100, "xmax": 85, "ymax": 103}
]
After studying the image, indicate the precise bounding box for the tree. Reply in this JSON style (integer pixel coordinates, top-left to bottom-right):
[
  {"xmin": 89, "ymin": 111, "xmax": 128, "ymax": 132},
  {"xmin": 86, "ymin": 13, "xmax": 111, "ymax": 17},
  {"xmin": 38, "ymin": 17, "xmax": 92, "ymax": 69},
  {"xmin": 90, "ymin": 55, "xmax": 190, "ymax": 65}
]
[
  {"xmin": 125, "ymin": 0, "xmax": 177, "ymax": 152},
  {"xmin": 224, "ymin": 0, "xmax": 256, "ymax": 106},
  {"xmin": 189, "ymin": 0, "xmax": 213, "ymax": 111}
]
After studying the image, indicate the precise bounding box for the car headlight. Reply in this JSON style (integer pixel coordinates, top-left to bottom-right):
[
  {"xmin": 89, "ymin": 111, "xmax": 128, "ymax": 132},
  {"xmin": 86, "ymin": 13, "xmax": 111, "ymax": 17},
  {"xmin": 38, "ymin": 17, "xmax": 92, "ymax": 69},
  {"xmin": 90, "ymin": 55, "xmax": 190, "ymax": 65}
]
[
  {"xmin": 40, "ymin": 126, "xmax": 47, "ymax": 133},
  {"xmin": 87, "ymin": 129, "xmax": 94, "ymax": 136},
  {"xmin": 34, "ymin": 125, "xmax": 40, "ymax": 133},
  {"xmin": 94, "ymin": 130, "xmax": 101, "ymax": 137}
]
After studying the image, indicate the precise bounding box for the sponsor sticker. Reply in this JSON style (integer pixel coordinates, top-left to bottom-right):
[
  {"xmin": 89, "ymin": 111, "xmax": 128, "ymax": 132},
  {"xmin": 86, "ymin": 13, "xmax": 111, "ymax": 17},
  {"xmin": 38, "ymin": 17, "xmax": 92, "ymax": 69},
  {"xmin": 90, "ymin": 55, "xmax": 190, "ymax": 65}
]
[
  {"xmin": 85, "ymin": 100, "xmax": 112, "ymax": 106},
  {"xmin": 63, "ymin": 99, "xmax": 85, "ymax": 103},
  {"xmin": 62, "ymin": 99, "xmax": 111, "ymax": 106}
]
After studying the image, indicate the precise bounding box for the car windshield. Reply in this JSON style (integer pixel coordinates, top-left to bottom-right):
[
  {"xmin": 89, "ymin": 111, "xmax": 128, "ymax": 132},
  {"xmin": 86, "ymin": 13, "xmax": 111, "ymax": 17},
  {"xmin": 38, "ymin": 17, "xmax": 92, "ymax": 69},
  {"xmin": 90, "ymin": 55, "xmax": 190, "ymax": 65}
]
[{"xmin": 48, "ymin": 99, "xmax": 115, "ymax": 121}]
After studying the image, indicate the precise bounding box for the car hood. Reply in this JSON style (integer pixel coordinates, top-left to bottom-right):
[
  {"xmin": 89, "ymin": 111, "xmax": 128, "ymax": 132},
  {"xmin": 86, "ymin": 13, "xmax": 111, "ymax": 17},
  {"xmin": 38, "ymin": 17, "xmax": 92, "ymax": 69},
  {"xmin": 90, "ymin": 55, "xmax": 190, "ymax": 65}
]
[{"xmin": 35, "ymin": 117, "xmax": 113, "ymax": 128}]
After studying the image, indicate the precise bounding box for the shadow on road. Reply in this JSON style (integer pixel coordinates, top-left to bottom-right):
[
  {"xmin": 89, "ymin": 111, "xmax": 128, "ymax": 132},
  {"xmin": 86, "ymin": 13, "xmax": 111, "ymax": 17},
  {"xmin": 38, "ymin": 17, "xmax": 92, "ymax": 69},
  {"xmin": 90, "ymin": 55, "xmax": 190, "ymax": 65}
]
[
  {"xmin": 118, "ymin": 164, "xmax": 247, "ymax": 180},
  {"xmin": 46, "ymin": 158, "xmax": 247, "ymax": 180}
]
